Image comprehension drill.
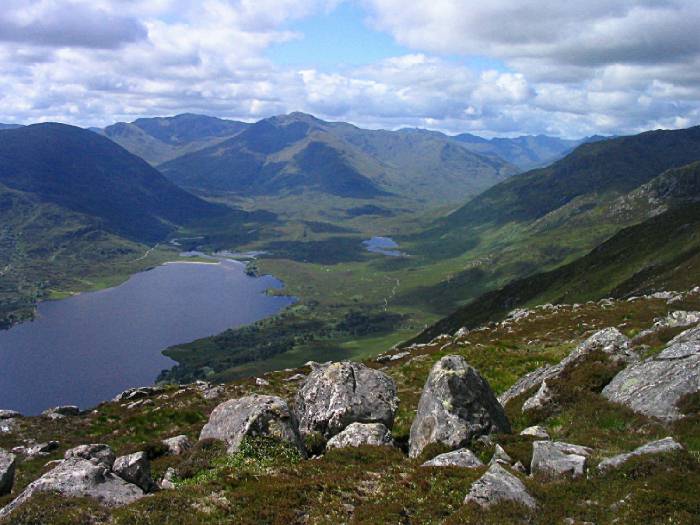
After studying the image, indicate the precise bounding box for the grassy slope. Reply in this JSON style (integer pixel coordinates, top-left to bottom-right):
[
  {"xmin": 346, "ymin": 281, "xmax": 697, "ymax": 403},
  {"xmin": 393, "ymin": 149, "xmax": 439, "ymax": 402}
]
[{"xmin": 2, "ymin": 292, "xmax": 699, "ymax": 524}]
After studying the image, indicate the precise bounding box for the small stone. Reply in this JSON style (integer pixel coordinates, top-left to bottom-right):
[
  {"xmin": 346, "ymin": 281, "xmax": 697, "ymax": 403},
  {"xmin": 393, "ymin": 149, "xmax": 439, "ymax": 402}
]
[
  {"xmin": 64, "ymin": 444, "xmax": 116, "ymax": 468},
  {"xmin": 159, "ymin": 467, "xmax": 177, "ymax": 490},
  {"xmin": 326, "ymin": 422, "xmax": 394, "ymax": 449},
  {"xmin": 284, "ymin": 373, "xmax": 306, "ymax": 382},
  {"xmin": 113, "ymin": 452, "xmax": 155, "ymax": 493},
  {"xmin": 522, "ymin": 381, "xmax": 554, "ymax": 412},
  {"xmin": 464, "ymin": 463, "xmax": 537, "ymax": 509},
  {"xmin": 162, "ymin": 435, "xmax": 192, "ymax": 456},
  {"xmin": 489, "ymin": 444, "xmax": 512, "ymax": 466},
  {"xmin": 421, "ymin": 448, "xmax": 484, "ymax": 468},
  {"xmin": 597, "ymin": 437, "xmax": 683, "ymax": 472},
  {"xmin": 531, "ymin": 441, "xmax": 592, "ymax": 479},
  {"xmin": 520, "ymin": 426, "xmax": 550, "ymax": 440},
  {"xmin": 255, "ymin": 377, "xmax": 270, "ymax": 386}
]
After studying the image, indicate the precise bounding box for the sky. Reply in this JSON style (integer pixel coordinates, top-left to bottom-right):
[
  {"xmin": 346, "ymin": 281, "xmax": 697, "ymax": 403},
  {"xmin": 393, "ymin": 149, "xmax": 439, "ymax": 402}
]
[{"xmin": 0, "ymin": 0, "xmax": 699, "ymax": 138}]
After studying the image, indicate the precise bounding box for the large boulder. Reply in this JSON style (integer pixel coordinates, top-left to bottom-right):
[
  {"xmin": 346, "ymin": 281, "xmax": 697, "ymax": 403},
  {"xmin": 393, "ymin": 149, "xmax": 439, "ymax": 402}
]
[
  {"xmin": 0, "ymin": 450, "xmax": 16, "ymax": 496},
  {"xmin": 295, "ymin": 362, "xmax": 398, "ymax": 439},
  {"xmin": 421, "ymin": 448, "xmax": 484, "ymax": 468},
  {"xmin": 64, "ymin": 444, "xmax": 116, "ymax": 469},
  {"xmin": 597, "ymin": 437, "xmax": 684, "ymax": 472},
  {"xmin": 602, "ymin": 325, "xmax": 700, "ymax": 421},
  {"xmin": 326, "ymin": 422, "xmax": 394, "ymax": 450},
  {"xmin": 409, "ymin": 355, "xmax": 510, "ymax": 458},
  {"xmin": 499, "ymin": 328, "xmax": 633, "ymax": 406},
  {"xmin": 200, "ymin": 394, "xmax": 303, "ymax": 454},
  {"xmin": 113, "ymin": 452, "xmax": 154, "ymax": 492},
  {"xmin": 162, "ymin": 435, "xmax": 192, "ymax": 456},
  {"xmin": 0, "ymin": 457, "xmax": 144, "ymax": 519},
  {"xmin": 464, "ymin": 463, "xmax": 537, "ymax": 509},
  {"xmin": 530, "ymin": 441, "xmax": 592, "ymax": 479}
]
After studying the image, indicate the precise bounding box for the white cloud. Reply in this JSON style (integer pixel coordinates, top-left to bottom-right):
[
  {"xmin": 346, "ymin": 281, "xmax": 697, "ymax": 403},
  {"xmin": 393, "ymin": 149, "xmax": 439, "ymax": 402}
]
[{"xmin": 0, "ymin": 0, "xmax": 698, "ymax": 138}]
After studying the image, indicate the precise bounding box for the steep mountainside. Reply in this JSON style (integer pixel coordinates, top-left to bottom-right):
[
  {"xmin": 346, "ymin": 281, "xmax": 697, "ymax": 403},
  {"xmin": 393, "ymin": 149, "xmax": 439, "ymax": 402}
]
[
  {"xmin": 99, "ymin": 114, "xmax": 249, "ymax": 165},
  {"xmin": 159, "ymin": 112, "xmax": 517, "ymax": 205},
  {"xmin": 453, "ymin": 133, "xmax": 598, "ymax": 170},
  {"xmin": 0, "ymin": 123, "xmax": 227, "ymax": 243}
]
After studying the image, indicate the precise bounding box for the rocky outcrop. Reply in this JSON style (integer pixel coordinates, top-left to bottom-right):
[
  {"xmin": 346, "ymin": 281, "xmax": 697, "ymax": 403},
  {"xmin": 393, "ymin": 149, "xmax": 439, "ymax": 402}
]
[
  {"xmin": 597, "ymin": 437, "xmax": 684, "ymax": 472},
  {"xmin": 41, "ymin": 405, "xmax": 80, "ymax": 420},
  {"xmin": 602, "ymin": 325, "xmax": 700, "ymax": 421},
  {"xmin": 409, "ymin": 356, "xmax": 510, "ymax": 458},
  {"xmin": 326, "ymin": 423, "xmax": 394, "ymax": 449},
  {"xmin": 112, "ymin": 386, "xmax": 163, "ymax": 403},
  {"xmin": 295, "ymin": 362, "xmax": 398, "ymax": 439},
  {"xmin": 12, "ymin": 441, "xmax": 60, "ymax": 458},
  {"xmin": 0, "ymin": 457, "xmax": 144, "ymax": 519},
  {"xmin": 464, "ymin": 463, "xmax": 537, "ymax": 509},
  {"xmin": 0, "ymin": 410, "xmax": 21, "ymax": 420},
  {"xmin": 499, "ymin": 328, "xmax": 633, "ymax": 406},
  {"xmin": 113, "ymin": 452, "xmax": 154, "ymax": 492},
  {"xmin": 200, "ymin": 394, "xmax": 304, "ymax": 454},
  {"xmin": 520, "ymin": 426, "xmax": 550, "ymax": 440},
  {"xmin": 633, "ymin": 311, "xmax": 700, "ymax": 341},
  {"xmin": 421, "ymin": 448, "xmax": 484, "ymax": 468},
  {"xmin": 64, "ymin": 444, "xmax": 116, "ymax": 468},
  {"xmin": 0, "ymin": 450, "xmax": 16, "ymax": 496},
  {"xmin": 531, "ymin": 441, "xmax": 592, "ymax": 479},
  {"xmin": 162, "ymin": 435, "xmax": 192, "ymax": 456}
]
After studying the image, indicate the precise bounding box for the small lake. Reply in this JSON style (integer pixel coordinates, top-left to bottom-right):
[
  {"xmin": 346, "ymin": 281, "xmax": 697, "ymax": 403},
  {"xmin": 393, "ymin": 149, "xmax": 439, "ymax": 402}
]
[
  {"xmin": 363, "ymin": 236, "xmax": 405, "ymax": 257},
  {"xmin": 0, "ymin": 260, "xmax": 294, "ymax": 415}
]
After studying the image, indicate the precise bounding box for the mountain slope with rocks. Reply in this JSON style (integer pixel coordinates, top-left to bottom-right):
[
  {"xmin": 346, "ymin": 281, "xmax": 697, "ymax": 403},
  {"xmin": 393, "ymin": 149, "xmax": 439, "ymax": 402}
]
[{"xmin": 2, "ymin": 285, "xmax": 699, "ymax": 523}]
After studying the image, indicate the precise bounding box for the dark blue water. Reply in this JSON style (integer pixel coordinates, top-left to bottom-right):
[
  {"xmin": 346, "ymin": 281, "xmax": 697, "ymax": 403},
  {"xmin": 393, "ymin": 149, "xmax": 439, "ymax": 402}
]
[
  {"xmin": 363, "ymin": 236, "xmax": 405, "ymax": 257},
  {"xmin": 0, "ymin": 260, "xmax": 294, "ymax": 415}
]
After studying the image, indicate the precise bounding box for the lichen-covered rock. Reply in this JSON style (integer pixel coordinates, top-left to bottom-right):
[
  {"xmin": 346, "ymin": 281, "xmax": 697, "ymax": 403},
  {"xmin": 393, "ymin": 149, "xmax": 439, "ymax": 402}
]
[
  {"xmin": 520, "ymin": 426, "xmax": 551, "ymax": 440},
  {"xmin": 0, "ymin": 457, "xmax": 144, "ymax": 519},
  {"xmin": 597, "ymin": 437, "xmax": 684, "ymax": 472},
  {"xmin": 162, "ymin": 435, "xmax": 192, "ymax": 456},
  {"xmin": 12, "ymin": 441, "xmax": 60, "ymax": 458},
  {"xmin": 464, "ymin": 463, "xmax": 537, "ymax": 509},
  {"xmin": 64, "ymin": 444, "xmax": 116, "ymax": 468},
  {"xmin": 531, "ymin": 441, "xmax": 592, "ymax": 479},
  {"xmin": 522, "ymin": 381, "xmax": 554, "ymax": 412},
  {"xmin": 602, "ymin": 325, "xmax": 700, "ymax": 421},
  {"xmin": 421, "ymin": 448, "xmax": 484, "ymax": 468},
  {"xmin": 0, "ymin": 450, "xmax": 16, "ymax": 496},
  {"xmin": 295, "ymin": 362, "xmax": 398, "ymax": 439},
  {"xmin": 499, "ymin": 328, "xmax": 633, "ymax": 406},
  {"xmin": 113, "ymin": 452, "xmax": 154, "ymax": 492},
  {"xmin": 409, "ymin": 355, "xmax": 510, "ymax": 458},
  {"xmin": 200, "ymin": 394, "xmax": 304, "ymax": 454},
  {"xmin": 326, "ymin": 422, "xmax": 394, "ymax": 449}
]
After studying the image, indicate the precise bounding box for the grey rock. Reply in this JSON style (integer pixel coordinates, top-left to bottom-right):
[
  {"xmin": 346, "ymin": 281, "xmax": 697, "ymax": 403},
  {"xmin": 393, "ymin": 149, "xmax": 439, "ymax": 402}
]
[
  {"xmin": 464, "ymin": 463, "xmax": 537, "ymax": 509},
  {"xmin": 295, "ymin": 361, "xmax": 398, "ymax": 440},
  {"xmin": 326, "ymin": 422, "xmax": 394, "ymax": 449},
  {"xmin": 284, "ymin": 373, "xmax": 306, "ymax": 382},
  {"xmin": 159, "ymin": 467, "xmax": 177, "ymax": 490},
  {"xmin": 112, "ymin": 386, "xmax": 162, "ymax": 403},
  {"xmin": 0, "ymin": 457, "xmax": 144, "ymax": 519},
  {"xmin": 489, "ymin": 444, "xmax": 513, "ymax": 466},
  {"xmin": 255, "ymin": 377, "xmax": 270, "ymax": 386},
  {"xmin": 0, "ymin": 410, "xmax": 20, "ymax": 420},
  {"xmin": 409, "ymin": 355, "xmax": 510, "ymax": 458},
  {"xmin": 513, "ymin": 461, "xmax": 527, "ymax": 474},
  {"xmin": 522, "ymin": 381, "xmax": 554, "ymax": 412},
  {"xmin": 162, "ymin": 435, "xmax": 192, "ymax": 456},
  {"xmin": 0, "ymin": 419, "xmax": 16, "ymax": 434},
  {"xmin": 597, "ymin": 437, "xmax": 683, "ymax": 472},
  {"xmin": 202, "ymin": 385, "xmax": 225, "ymax": 400},
  {"xmin": 113, "ymin": 452, "xmax": 154, "ymax": 492},
  {"xmin": 602, "ymin": 326, "xmax": 700, "ymax": 421},
  {"xmin": 200, "ymin": 394, "xmax": 304, "ymax": 454},
  {"xmin": 531, "ymin": 441, "xmax": 592, "ymax": 479},
  {"xmin": 499, "ymin": 328, "xmax": 633, "ymax": 406},
  {"xmin": 0, "ymin": 450, "xmax": 17, "ymax": 496},
  {"xmin": 41, "ymin": 405, "xmax": 80, "ymax": 419},
  {"xmin": 520, "ymin": 426, "xmax": 551, "ymax": 440},
  {"xmin": 421, "ymin": 448, "xmax": 484, "ymax": 468},
  {"xmin": 12, "ymin": 441, "xmax": 60, "ymax": 458},
  {"xmin": 64, "ymin": 444, "xmax": 116, "ymax": 469}
]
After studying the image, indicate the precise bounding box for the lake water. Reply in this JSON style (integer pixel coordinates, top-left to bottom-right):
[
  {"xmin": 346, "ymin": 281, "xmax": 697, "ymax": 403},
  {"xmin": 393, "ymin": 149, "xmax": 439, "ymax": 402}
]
[
  {"xmin": 0, "ymin": 260, "xmax": 294, "ymax": 415},
  {"xmin": 363, "ymin": 236, "xmax": 405, "ymax": 257}
]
